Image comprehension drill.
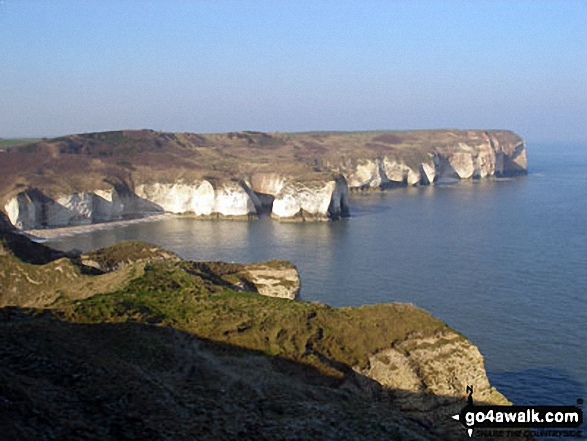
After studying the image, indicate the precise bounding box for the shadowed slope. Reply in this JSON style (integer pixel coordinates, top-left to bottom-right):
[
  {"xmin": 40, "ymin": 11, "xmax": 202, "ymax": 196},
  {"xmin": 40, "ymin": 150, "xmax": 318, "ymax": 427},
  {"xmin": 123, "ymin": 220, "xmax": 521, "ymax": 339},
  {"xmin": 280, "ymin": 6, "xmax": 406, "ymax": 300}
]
[
  {"xmin": 0, "ymin": 308, "xmax": 498, "ymax": 441},
  {"xmin": 0, "ymin": 232, "xmax": 521, "ymax": 440}
]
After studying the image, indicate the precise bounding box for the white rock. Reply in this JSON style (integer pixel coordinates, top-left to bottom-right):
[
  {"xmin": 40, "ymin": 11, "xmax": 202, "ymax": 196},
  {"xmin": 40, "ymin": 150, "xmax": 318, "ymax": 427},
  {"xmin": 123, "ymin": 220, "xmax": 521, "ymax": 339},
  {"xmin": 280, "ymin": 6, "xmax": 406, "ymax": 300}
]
[
  {"xmin": 214, "ymin": 183, "xmax": 256, "ymax": 216},
  {"xmin": 472, "ymin": 141, "xmax": 496, "ymax": 178},
  {"xmin": 448, "ymin": 152, "xmax": 475, "ymax": 179},
  {"xmin": 5, "ymin": 194, "xmax": 33, "ymax": 230},
  {"xmin": 243, "ymin": 263, "xmax": 301, "ymax": 300},
  {"xmin": 298, "ymin": 182, "xmax": 334, "ymax": 215},
  {"xmin": 272, "ymin": 177, "xmax": 348, "ymax": 220},
  {"xmin": 382, "ymin": 157, "xmax": 420, "ymax": 185},
  {"xmin": 193, "ymin": 181, "xmax": 215, "ymax": 215},
  {"xmin": 249, "ymin": 173, "xmax": 287, "ymax": 196},
  {"xmin": 5, "ymin": 191, "xmax": 97, "ymax": 229},
  {"xmin": 347, "ymin": 160, "xmax": 387, "ymax": 188},
  {"xmin": 272, "ymin": 191, "xmax": 301, "ymax": 218},
  {"xmin": 53, "ymin": 193, "xmax": 94, "ymax": 225},
  {"xmin": 420, "ymin": 161, "xmax": 436, "ymax": 184}
]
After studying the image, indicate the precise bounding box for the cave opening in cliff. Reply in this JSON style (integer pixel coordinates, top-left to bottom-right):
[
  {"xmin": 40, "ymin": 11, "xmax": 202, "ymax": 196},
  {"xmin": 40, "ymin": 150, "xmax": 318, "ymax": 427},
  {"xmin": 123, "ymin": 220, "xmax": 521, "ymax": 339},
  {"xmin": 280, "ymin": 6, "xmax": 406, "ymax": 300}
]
[{"xmin": 253, "ymin": 192, "xmax": 275, "ymax": 217}]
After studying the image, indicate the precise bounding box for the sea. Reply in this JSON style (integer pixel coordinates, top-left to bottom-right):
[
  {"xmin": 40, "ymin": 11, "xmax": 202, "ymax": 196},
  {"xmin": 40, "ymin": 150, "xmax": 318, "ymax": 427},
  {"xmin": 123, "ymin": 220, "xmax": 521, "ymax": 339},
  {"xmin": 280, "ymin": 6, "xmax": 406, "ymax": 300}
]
[{"xmin": 46, "ymin": 143, "xmax": 586, "ymax": 425}]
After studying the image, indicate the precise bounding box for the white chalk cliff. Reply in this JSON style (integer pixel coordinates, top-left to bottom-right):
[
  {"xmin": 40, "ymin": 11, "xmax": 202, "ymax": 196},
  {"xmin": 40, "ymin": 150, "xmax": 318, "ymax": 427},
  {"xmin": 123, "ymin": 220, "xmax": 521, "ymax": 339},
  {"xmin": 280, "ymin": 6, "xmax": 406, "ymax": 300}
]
[
  {"xmin": 339, "ymin": 132, "xmax": 527, "ymax": 189},
  {"xmin": 5, "ymin": 175, "xmax": 349, "ymax": 229},
  {"xmin": 1, "ymin": 130, "xmax": 527, "ymax": 230}
]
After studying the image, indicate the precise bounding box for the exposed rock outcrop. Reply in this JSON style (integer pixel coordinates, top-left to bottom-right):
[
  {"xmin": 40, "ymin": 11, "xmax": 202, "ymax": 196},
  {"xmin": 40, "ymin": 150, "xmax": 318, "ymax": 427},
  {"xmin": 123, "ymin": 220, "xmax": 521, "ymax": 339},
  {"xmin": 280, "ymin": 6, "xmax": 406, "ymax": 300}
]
[
  {"xmin": 4, "ymin": 187, "xmax": 161, "ymax": 230},
  {"xmin": 358, "ymin": 332, "xmax": 507, "ymax": 403},
  {"xmin": 240, "ymin": 261, "xmax": 301, "ymax": 299},
  {"xmin": 4, "ymin": 176, "xmax": 350, "ymax": 229},
  {"xmin": 353, "ymin": 331, "xmax": 509, "ymax": 436},
  {"xmin": 134, "ymin": 181, "xmax": 215, "ymax": 216},
  {"xmin": 270, "ymin": 178, "xmax": 349, "ymax": 221},
  {"xmin": 338, "ymin": 131, "xmax": 527, "ymax": 189}
]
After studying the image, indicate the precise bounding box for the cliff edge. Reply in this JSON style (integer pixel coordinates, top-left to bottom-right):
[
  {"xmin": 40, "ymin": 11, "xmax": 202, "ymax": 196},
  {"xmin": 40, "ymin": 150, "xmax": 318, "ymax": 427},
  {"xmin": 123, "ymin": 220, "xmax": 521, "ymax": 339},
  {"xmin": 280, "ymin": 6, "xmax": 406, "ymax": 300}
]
[
  {"xmin": 0, "ymin": 229, "xmax": 517, "ymax": 439},
  {"xmin": 0, "ymin": 129, "xmax": 527, "ymax": 229}
]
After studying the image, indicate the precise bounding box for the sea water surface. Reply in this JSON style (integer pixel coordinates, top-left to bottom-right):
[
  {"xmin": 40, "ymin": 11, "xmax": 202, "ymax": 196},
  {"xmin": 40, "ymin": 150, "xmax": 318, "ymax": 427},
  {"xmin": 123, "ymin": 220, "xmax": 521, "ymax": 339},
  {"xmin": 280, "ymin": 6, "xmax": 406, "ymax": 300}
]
[{"xmin": 47, "ymin": 144, "xmax": 587, "ymax": 413}]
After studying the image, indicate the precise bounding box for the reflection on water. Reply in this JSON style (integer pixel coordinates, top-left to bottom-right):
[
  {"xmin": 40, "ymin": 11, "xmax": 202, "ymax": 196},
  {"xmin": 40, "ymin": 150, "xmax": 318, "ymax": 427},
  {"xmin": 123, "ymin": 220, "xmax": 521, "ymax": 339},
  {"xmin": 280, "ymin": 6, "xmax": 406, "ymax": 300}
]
[{"xmin": 47, "ymin": 145, "xmax": 587, "ymax": 405}]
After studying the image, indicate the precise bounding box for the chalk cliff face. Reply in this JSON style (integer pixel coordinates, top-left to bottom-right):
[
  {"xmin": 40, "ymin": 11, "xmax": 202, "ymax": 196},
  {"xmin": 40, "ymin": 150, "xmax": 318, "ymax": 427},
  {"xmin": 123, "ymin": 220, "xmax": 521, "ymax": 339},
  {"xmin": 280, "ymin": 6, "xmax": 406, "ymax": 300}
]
[
  {"xmin": 353, "ymin": 331, "xmax": 509, "ymax": 435},
  {"xmin": 338, "ymin": 131, "xmax": 527, "ymax": 188},
  {"xmin": 0, "ymin": 129, "xmax": 526, "ymax": 229},
  {"xmin": 4, "ymin": 176, "xmax": 349, "ymax": 229},
  {"xmin": 239, "ymin": 261, "xmax": 301, "ymax": 300},
  {"xmin": 5, "ymin": 188, "xmax": 161, "ymax": 230},
  {"xmin": 236, "ymin": 172, "xmax": 350, "ymax": 221},
  {"xmin": 270, "ymin": 179, "xmax": 349, "ymax": 220},
  {"xmin": 344, "ymin": 157, "xmax": 422, "ymax": 188},
  {"xmin": 134, "ymin": 181, "xmax": 215, "ymax": 216},
  {"xmin": 4, "ymin": 172, "xmax": 351, "ymax": 229}
]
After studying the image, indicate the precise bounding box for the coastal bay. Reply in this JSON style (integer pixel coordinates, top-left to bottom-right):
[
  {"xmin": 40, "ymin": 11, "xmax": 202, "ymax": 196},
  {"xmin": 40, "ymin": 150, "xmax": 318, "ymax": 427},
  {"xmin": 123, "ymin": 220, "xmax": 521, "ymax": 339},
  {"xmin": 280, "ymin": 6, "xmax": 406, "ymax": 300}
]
[{"xmin": 45, "ymin": 144, "xmax": 587, "ymax": 410}]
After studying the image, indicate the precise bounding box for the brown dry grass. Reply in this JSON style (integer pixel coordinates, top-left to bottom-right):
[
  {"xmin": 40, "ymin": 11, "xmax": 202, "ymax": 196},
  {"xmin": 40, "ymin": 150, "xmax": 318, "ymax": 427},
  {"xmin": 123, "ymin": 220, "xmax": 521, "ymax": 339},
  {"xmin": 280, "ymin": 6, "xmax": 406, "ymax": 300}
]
[{"xmin": 0, "ymin": 129, "xmax": 522, "ymax": 206}]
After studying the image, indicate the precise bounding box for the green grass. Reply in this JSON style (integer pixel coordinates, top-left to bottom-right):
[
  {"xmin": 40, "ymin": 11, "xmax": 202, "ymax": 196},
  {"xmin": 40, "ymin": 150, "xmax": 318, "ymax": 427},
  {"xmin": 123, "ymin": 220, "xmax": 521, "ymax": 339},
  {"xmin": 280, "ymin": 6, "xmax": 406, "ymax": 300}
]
[
  {"xmin": 0, "ymin": 138, "xmax": 41, "ymax": 151},
  {"xmin": 82, "ymin": 240, "xmax": 179, "ymax": 271},
  {"xmin": 60, "ymin": 260, "xmax": 456, "ymax": 377},
  {"xmin": 0, "ymin": 252, "xmax": 144, "ymax": 308}
]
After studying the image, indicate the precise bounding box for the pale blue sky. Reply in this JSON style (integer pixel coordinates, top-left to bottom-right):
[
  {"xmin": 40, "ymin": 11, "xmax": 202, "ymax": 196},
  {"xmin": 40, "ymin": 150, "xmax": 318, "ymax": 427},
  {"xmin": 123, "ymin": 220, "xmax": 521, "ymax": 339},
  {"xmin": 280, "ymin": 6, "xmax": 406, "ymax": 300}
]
[{"xmin": 1, "ymin": 0, "xmax": 586, "ymax": 143}]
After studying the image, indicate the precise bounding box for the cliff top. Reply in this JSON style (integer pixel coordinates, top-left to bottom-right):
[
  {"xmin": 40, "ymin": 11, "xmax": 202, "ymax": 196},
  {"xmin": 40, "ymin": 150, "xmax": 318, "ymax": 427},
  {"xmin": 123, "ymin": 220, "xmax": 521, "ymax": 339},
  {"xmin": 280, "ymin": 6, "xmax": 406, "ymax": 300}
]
[
  {"xmin": 0, "ymin": 230, "xmax": 513, "ymax": 439},
  {"xmin": 0, "ymin": 307, "xmax": 451, "ymax": 440},
  {"xmin": 0, "ymin": 129, "xmax": 523, "ymax": 206},
  {"xmin": 1, "ymin": 230, "xmax": 455, "ymax": 370}
]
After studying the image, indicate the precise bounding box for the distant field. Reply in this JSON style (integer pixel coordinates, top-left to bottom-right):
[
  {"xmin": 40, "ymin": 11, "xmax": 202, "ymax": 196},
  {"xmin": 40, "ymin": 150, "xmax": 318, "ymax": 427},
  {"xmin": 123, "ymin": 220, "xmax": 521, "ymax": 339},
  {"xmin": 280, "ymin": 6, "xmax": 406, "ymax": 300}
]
[{"xmin": 0, "ymin": 138, "xmax": 41, "ymax": 151}]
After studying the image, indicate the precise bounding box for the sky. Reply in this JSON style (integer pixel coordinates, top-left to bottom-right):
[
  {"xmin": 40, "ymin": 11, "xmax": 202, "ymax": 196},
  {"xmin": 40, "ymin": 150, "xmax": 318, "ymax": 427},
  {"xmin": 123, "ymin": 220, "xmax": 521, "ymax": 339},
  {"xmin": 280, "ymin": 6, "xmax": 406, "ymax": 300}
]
[{"xmin": 1, "ymin": 0, "xmax": 586, "ymax": 144}]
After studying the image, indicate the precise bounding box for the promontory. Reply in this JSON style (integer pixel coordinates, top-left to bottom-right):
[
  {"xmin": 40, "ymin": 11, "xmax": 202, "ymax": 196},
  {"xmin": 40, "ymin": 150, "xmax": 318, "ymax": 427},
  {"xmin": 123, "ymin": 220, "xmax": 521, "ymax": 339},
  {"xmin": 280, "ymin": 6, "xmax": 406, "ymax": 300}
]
[{"xmin": 0, "ymin": 214, "xmax": 519, "ymax": 440}]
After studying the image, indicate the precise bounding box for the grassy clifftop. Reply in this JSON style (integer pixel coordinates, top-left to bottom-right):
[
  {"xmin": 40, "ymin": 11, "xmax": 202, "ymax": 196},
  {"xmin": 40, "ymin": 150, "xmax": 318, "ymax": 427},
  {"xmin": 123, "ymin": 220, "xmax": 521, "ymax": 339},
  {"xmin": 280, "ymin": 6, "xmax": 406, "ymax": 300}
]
[
  {"xmin": 0, "ymin": 230, "xmax": 511, "ymax": 439},
  {"xmin": 1, "ymin": 308, "xmax": 455, "ymax": 440},
  {"xmin": 61, "ymin": 259, "xmax": 452, "ymax": 377},
  {"xmin": 1, "ymin": 229, "xmax": 451, "ymax": 376},
  {"xmin": 0, "ymin": 129, "xmax": 523, "ymax": 205}
]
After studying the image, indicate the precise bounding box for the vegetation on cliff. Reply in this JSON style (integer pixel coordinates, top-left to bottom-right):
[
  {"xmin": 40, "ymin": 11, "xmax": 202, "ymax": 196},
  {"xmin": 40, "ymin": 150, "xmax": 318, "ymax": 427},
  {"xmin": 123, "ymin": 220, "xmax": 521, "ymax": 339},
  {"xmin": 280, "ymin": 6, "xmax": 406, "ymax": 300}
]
[
  {"xmin": 61, "ymin": 259, "xmax": 452, "ymax": 377},
  {"xmin": 2, "ymin": 307, "xmax": 451, "ymax": 440},
  {"xmin": 1, "ymin": 227, "xmax": 452, "ymax": 377},
  {"xmin": 0, "ymin": 223, "xmax": 513, "ymax": 439},
  {"xmin": 0, "ymin": 129, "xmax": 525, "ymax": 208}
]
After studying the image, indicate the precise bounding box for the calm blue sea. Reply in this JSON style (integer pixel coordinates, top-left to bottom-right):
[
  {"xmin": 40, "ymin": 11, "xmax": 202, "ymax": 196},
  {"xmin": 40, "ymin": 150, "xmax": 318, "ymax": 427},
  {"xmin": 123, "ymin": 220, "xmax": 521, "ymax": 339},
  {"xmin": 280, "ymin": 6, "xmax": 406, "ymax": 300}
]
[{"xmin": 47, "ymin": 144, "xmax": 587, "ymax": 419}]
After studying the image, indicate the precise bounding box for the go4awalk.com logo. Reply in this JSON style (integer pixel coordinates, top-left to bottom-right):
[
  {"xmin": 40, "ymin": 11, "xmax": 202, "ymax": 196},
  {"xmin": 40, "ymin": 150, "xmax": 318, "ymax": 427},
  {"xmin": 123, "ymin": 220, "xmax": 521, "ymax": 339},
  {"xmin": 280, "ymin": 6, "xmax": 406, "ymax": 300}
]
[{"xmin": 451, "ymin": 386, "xmax": 584, "ymax": 438}]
